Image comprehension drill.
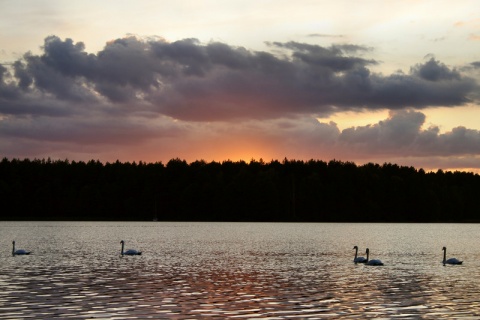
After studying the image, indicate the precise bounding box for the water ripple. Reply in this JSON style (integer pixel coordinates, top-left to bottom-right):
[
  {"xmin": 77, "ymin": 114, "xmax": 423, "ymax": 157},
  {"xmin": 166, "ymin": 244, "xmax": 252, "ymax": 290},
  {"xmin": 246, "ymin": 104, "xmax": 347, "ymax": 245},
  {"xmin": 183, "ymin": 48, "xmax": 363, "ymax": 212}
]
[{"xmin": 1, "ymin": 222, "xmax": 480, "ymax": 318}]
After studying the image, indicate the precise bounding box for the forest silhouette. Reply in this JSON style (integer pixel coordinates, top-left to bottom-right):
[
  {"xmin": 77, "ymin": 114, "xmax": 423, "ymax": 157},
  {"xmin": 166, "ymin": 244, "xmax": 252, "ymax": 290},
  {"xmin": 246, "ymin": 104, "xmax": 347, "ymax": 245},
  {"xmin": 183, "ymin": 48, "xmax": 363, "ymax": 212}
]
[{"xmin": 1, "ymin": 157, "xmax": 479, "ymax": 222}]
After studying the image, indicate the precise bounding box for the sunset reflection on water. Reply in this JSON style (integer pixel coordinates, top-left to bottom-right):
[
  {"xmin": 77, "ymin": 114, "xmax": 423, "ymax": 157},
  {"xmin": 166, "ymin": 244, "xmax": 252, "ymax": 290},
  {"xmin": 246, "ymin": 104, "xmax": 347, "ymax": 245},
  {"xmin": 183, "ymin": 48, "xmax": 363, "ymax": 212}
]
[{"xmin": 1, "ymin": 222, "xmax": 480, "ymax": 318}]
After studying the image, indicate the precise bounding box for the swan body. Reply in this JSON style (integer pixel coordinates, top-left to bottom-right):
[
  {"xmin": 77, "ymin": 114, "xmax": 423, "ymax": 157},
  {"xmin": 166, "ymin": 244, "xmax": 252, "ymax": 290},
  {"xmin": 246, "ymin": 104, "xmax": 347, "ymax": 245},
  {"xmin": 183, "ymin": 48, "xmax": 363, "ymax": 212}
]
[
  {"xmin": 12, "ymin": 241, "xmax": 30, "ymax": 256},
  {"xmin": 120, "ymin": 240, "xmax": 142, "ymax": 256},
  {"xmin": 353, "ymin": 246, "xmax": 367, "ymax": 263},
  {"xmin": 365, "ymin": 248, "xmax": 384, "ymax": 266},
  {"xmin": 442, "ymin": 247, "xmax": 462, "ymax": 265}
]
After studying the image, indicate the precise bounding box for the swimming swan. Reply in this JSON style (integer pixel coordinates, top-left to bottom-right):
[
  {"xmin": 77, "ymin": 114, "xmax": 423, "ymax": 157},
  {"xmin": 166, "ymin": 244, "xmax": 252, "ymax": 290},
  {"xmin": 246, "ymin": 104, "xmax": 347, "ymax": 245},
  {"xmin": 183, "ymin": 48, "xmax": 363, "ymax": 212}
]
[
  {"xmin": 365, "ymin": 248, "xmax": 384, "ymax": 266},
  {"xmin": 12, "ymin": 241, "xmax": 30, "ymax": 256},
  {"xmin": 353, "ymin": 246, "xmax": 367, "ymax": 263},
  {"xmin": 442, "ymin": 246, "xmax": 462, "ymax": 265},
  {"xmin": 120, "ymin": 240, "xmax": 142, "ymax": 256}
]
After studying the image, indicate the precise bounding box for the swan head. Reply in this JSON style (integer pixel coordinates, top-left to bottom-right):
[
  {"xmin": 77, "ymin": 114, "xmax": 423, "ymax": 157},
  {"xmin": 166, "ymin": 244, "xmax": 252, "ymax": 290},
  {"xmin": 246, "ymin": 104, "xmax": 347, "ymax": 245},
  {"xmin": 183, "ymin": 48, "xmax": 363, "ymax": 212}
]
[
  {"xmin": 366, "ymin": 248, "xmax": 370, "ymax": 254},
  {"xmin": 353, "ymin": 246, "xmax": 358, "ymax": 250},
  {"xmin": 120, "ymin": 240, "xmax": 124, "ymax": 244},
  {"xmin": 442, "ymin": 246, "xmax": 446, "ymax": 251},
  {"xmin": 12, "ymin": 241, "xmax": 15, "ymax": 245}
]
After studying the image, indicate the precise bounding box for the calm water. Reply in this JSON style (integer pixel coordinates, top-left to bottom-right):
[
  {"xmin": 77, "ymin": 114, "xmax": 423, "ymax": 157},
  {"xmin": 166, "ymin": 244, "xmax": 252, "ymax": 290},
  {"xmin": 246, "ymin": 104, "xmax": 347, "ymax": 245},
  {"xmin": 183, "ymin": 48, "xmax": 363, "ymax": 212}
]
[{"xmin": 1, "ymin": 222, "xmax": 480, "ymax": 319}]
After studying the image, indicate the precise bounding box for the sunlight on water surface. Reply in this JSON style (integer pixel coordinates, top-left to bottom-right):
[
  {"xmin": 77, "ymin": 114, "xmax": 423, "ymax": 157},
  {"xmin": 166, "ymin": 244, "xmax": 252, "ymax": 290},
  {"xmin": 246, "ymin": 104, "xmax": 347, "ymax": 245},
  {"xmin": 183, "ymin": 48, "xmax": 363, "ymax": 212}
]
[{"xmin": 1, "ymin": 222, "xmax": 480, "ymax": 318}]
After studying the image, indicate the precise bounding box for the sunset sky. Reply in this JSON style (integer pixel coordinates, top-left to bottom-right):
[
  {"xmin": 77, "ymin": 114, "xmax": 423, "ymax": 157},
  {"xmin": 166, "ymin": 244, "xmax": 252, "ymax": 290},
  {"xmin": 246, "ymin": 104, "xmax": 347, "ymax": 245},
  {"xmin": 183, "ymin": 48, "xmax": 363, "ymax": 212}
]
[{"xmin": 1, "ymin": 0, "xmax": 480, "ymax": 172}]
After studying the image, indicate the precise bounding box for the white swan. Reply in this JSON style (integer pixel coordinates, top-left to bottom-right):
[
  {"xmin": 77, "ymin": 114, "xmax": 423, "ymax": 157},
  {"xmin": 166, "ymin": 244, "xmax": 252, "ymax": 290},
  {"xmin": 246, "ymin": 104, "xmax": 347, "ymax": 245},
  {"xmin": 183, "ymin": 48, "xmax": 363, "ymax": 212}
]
[
  {"xmin": 12, "ymin": 241, "xmax": 30, "ymax": 256},
  {"xmin": 120, "ymin": 240, "xmax": 142, "ymax": 256},
  {"xmin": 442, "ymin": 246, "xmax": 462, "ymax": 265},
  {"xmin": 353, "ymin": 246, "xmax": 367, "ymax": 263},
  {"xmin": 365, "ymin": 248, "xmax": 384, "ymax": 266}
]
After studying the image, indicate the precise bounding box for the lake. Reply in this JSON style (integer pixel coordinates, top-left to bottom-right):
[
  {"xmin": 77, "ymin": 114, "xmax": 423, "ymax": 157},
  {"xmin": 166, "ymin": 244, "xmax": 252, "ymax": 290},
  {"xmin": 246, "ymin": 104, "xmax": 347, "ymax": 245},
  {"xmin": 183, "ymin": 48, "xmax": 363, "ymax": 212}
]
[{"xmin": 1, "ymin": 222, "xmax": 480, "ymax": 318}]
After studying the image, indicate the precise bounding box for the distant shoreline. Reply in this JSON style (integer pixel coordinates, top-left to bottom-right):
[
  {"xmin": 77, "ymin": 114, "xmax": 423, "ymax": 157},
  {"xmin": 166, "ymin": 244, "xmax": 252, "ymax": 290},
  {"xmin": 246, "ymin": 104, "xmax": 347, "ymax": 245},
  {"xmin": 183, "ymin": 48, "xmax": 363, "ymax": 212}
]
[{"xmin": 2, "ymin": 158, "xmax": 480, "ymax": 223}]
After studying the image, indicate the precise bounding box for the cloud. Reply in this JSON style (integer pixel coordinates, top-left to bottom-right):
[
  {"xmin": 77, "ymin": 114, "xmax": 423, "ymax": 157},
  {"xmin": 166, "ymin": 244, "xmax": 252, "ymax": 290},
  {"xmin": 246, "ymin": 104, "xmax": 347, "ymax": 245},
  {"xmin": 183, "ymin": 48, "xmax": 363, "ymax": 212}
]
[
  {"xmin": 1, "ymin": 35, "xmax": 480, "ymax": 172},
  {"xmin": 2, "ymin": 104, "xmax": 480, "ymax": 172},
  {"xmin": 209, "ymin": 110, "xmax": 480, "ymax": 164},
  {"xmin": 335, "ymin": 110, "xmax": 480, "ymax": 158},
  {"xmin": 410, "ymin": 58, "xmax": 461, "ymax": 81},
  {"xmin": 0, "ymin": 35, "xmax": 477, "ymax": 122}
]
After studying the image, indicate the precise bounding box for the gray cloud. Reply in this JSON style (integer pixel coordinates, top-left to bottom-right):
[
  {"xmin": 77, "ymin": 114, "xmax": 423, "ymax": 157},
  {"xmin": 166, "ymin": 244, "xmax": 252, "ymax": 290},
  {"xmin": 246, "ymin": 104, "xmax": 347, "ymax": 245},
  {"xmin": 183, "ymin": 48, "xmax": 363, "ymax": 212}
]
[
  {"xmin": 0, "ymin": 35, "xmax": 477, "ymax": 122},
  {"xmin": 335, "ymin": 110, "xmax": 480, "ymax": 157},
  {"xmin": 411, "ymin": 58, "xmax": 461, "ymax": 81}
]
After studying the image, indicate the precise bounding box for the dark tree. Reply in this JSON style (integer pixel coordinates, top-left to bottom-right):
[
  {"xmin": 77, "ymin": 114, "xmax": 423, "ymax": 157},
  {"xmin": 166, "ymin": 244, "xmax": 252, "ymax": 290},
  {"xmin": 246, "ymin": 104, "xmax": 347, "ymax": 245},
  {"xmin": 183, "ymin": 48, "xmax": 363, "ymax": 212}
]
[{"xmin": 1, "ymin": 157, "xmax": 480, "ymax": 222}]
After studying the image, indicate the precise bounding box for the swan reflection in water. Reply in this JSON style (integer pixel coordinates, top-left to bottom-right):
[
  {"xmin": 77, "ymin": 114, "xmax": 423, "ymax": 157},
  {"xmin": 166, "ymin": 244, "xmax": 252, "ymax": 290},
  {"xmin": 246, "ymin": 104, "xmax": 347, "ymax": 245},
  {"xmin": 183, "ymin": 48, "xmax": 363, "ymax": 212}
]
[
  {"xmin": 442, "ymin": 246, "xmax": 462, "ymax": 265},
  {"xmin": 365, "ymin": 248, "xmax": 384, "ymax": 266},
  {"xmin": 12, "ymin": 241, "xmax": 31, "ymax": 256},
  {"xmin": 353, "ymin": 246, "xmax": 367, "ymax": 263},
  {"xmin": 120, "ymin": 240, "xmax": 142, "ymax": 256}
]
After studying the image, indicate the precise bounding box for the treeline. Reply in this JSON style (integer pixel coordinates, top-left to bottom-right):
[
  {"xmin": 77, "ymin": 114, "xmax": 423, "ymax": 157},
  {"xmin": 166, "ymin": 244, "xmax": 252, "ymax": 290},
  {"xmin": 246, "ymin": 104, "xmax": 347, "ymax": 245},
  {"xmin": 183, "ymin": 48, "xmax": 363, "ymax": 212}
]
[{"xmin": 1, "ymin": 157, "xmax": 480, "ymax": 222}]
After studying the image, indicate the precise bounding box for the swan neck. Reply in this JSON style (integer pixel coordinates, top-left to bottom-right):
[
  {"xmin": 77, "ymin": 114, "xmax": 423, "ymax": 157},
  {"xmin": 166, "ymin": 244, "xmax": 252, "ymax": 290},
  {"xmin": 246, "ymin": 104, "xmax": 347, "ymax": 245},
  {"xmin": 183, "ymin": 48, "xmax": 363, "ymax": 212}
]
[{"xmin": 121, "ymin": 242, "xmax": 124, "ymax": 255}]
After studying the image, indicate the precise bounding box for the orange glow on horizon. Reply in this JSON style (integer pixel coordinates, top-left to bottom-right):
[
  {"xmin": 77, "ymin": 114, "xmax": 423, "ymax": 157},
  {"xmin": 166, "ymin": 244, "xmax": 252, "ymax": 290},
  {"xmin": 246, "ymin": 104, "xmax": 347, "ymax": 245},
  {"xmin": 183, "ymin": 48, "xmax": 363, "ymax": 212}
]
[{"xmin": 193, "ymin": 137, "xmax": 278, "ymax": 163}]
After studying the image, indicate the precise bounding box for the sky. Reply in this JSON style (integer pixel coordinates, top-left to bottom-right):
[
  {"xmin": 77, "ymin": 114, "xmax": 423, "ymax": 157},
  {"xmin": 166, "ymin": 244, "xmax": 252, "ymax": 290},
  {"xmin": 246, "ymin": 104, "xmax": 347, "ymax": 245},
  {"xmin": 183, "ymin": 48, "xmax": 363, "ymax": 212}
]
[{"xmin": 1, "ymin": 0, "xmax": 480, "ymax": 172}]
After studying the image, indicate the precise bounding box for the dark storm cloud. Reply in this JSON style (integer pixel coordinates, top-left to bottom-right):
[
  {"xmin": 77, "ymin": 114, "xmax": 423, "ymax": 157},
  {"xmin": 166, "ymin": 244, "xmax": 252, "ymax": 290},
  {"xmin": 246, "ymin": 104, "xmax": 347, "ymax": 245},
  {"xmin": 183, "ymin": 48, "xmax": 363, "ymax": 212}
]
[{"xmin": 0, "ymin": 35, "xmax": 477, "ymax": 121}]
